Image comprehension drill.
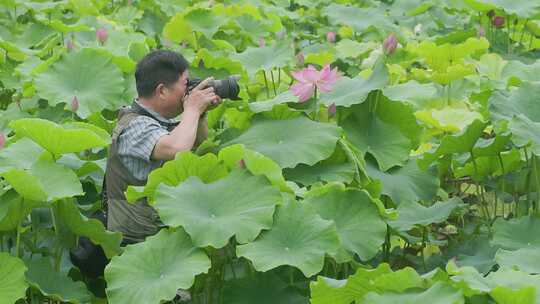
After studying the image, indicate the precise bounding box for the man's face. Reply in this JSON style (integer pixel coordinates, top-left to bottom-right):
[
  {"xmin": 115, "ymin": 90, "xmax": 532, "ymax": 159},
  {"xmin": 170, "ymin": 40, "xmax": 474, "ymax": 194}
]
[{"xmin": 161, "ymin": 70, "xmax": 189, "ymax": 118}]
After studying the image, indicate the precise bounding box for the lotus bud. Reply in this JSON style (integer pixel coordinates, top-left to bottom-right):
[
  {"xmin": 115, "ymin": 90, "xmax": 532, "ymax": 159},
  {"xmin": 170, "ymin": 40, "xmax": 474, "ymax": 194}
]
[
  {"xmin": 238, "ymin": 159, "xmax": 246, "ymax": 169},
  {"xmin": 477, "ymin": 26, "xmax": 486, "ymax": 37},
  {"xmin": 258, "ymin": 37, "xmax": 265, "ymax": 47},
  {"xmin": 0, "ymin": 132, "xmax": 5, "ymax": 149},
  {"xmin": 328, "ymin": 103, "xmax": 336, "ymax": 118},
  {"xmin": 65, "ymin": 39, "xmax": 75, "ymax": 51},
  {"xmin": 296, "ymin": 52, "xmax": 305, "ymax": 65},
  {"xmin": 326, "ymin": 31, "xmax": 336, "ymax": 43},
  {"xmin": 492, "ymin": 16, "xmax": 505, "ymax": 28},
  {"xmin": 71, "ymin": 96, "xmax": 79, "ymax": 112},
  {"xmin": 383, "ymin": 33, "xmax": 398, "ymax": 55},
  {"xmin": 96, "ymin": 27, "xmax": 108, "ymax": 44}
]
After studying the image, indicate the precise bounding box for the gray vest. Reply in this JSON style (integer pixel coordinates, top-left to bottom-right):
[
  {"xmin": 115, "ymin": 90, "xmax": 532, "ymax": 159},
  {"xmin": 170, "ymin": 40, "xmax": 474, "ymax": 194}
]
[{"xmin": 105, "ymin": 103, "xmax": 178, "ymax": 243}]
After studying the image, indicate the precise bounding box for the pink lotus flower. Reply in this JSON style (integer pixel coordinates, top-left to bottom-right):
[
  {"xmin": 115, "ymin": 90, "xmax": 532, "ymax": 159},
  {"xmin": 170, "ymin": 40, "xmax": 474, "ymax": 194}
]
[
  {"xmin": 492, "ymin": 16, "xmax": 505, "ymax": 28},
  {"xmin": 96, "ymin": 27, "xmax": 108, "ymax": 44},
  {"xmin": 296, "ymin": 52, "xmax": 305, "ymax": 65},
  {"xmin": 326, "ymin": 31, "xmax": 336, "ymax": 43},
  {"xmin": 290, "ymin": 64, "xmax": 340, "ymax": 103},
  {"xmin": 258, "ymin": 37, "xmax": 265, "ymax": 47},
  {"xmin": 71, "ymin": 96, "xmax": 79, "ymax": 112},
  {"xmin": 0, "ymin": 132, "xmax": 5, "ymax": 149},
  {"xmin": 383, "ymin": 33, "xmax": 398, "ymax": 55},
  {"xmin": 65, "ymin": 39, "xmax": 75, "ymax": 51},
  {"xmin": 328, "ymin": 103, "xmax": 337, "ymax": 117}
]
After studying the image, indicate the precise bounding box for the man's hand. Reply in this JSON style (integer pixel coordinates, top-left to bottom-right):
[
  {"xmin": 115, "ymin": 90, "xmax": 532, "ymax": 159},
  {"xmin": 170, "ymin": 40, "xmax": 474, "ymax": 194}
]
[{"xmin": 183, "ymin": 77, "xmax": 221, "ymax": 116}]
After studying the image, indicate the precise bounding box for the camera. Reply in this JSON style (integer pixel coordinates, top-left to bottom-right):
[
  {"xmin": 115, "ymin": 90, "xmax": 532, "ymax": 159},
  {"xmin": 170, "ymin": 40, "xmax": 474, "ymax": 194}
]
[{"xmin": 187, "ymin": 75, "xmax": 241, "ymax": 100}]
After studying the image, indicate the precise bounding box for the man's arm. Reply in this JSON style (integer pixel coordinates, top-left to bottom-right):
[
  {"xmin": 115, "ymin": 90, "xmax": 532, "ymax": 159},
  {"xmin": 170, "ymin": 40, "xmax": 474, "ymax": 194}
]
[{"xmin": 151, "ymin": 109, "xmax": 201, "ymax": 161}]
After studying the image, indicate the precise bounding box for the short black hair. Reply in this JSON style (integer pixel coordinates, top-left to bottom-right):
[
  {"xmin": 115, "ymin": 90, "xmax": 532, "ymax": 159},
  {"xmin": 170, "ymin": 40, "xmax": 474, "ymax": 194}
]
[{"xmin": 135, "ymin": 50, "xmax": 189, "ymax": 98}]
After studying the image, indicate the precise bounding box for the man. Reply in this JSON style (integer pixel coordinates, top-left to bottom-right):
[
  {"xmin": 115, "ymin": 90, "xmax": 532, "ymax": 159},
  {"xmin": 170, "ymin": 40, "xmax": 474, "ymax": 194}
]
[{"xmin": 104, "ymin": 49, "xmax": 221, "ymax": 245}]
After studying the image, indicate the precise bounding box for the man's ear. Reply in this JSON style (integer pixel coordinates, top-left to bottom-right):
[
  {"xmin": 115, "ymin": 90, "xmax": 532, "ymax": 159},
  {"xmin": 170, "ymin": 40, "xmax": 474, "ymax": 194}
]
[{"xmin": 155, "ymin": 83, "xmax": 167, "ymax": 100}]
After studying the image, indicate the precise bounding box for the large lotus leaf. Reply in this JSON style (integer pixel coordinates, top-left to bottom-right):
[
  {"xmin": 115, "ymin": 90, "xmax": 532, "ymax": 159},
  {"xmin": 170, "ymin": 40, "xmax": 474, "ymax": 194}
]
[
  {"xmin": 237, "ymin": 201, "xmax": 340, "ymax": 277},
  {"xmin": 487, "ymin": 268, "xmax": 540, "ymax": 303},
  {"xmin": 0, "ymin": 138, "xmax": 46, "ymax": 173},
  {"xmin": 163, "ymin": 12, "xmax": 195, "ymax": 45},
  {"xmin": 34, "ymin": 48, "xmax": 124, "ymax": 118},
  {"xmin": 454, "ymin": 237, "xmax": 498, "ymax": 274},
  {"xmin": 491, "ymin": 286, "xmax": 536, "ymax": 304},
  {"xmin": 454, "ymin": 149, "xmax": 521, "ymax": 181},
  {"xmin": 222, "ymin": 273, "xmax": 307, "ymax": 304},
  {"xmin": 335, "ymin": 40, "xmax": 377, "ymax": 59},
  {"xmin": 218, "ymin": 144, "xmax": 291, "ymax": 193},
  {"xmin": 9, "ymin": 118, "xmax": 109, "ymax": 157},
  {"xmin": 508, "ymin": 115, "xmax": 540, "ymax": 157},
  {"xmin": 375, "ymin": 96, "xmax": 422, "ymax": 147},
  {"xmin": 472, "ymin": 134, "xmax": 512, "ymax": 158},
  {"xmin": 383, "ymin": 81, "xmax": 438, "ymax": 110},
  {"xmin": 154, "ymin": 170, "xmax": 281, "ymax": 248},
  {"xmin": 126, "ymin": 152, "xmax": 228, "ymax": 203},
  {"xmin": 341, "ymin": 106, "xmax": 411, "ymax": 171},
  {"xmin": 1, "ymin": 159, "xmax": 83, "ymax": 202},
  {"xmin": 475, "ymin": 53, "xmax": 508, "ymax": 81},
  {"xmin": 231, "ymin": 40, "xmax": 294, "ymax": 77},
  {"xmin": 25, "ymin": 257, "xmax": 91, "ymax": 304},
  {"xmin": 319, "ymin": 60, "xmax": 388, "ymax": 108},
  {"xmin": 490, "ymin": 82, "xmax": 540, "ymax": 122},
  {"xmin": 365, "ymin": 159, "xmax": 439, "ymax": 205},
  {"xmin": 248, "ymin": 91, "xmax": 298, "ymax": 113},
  {"xmin": 416, "ymin": 106, "xmax": 484, "ymax": 133},
  {"xmin": 496, "ymin": 248, "xmax": 540, "ymax": 274},
  {"xmin": 476, "ymin": 0, "xmax": 540, "ymax": 18},
  {"xmin": 446, "ymin": 261, "xmax": 492, "ymax": 295},
  {"xmin": 364, "ymin": 282, "xmax": 464, "ymax": 304},
  {"xmin": 56, "ymin": 199, "xmax": 122, "ymax": 258},
  {"xmin": 284, "ymin": 162, "xmax": 355, "ymax": 186},
  {"xmin": 322, "ymin": 4, "xmax": 396, "ymax": 33},
  {"xmin": 390, "ymin": 198, "xmax": 464, "ymax": 231},
  {"xmin": 304, "ymin": 188, "xmax": 386, "ymax": 261},
  {"xmin": 105, "ymin": 228, "xmax": 211, "ymax": 304},
  {"xmin": 225, "ymin": 116, "xmax": 342, "ymax": 169},
  {"xmin": 310, "ymin": 264, "xmax": 424, "ymax": 304},
  {"xmin": 184, "ymin": 8, "xmax": 228, "ymax": 38},
  {"xmin": 0, "ymin": 253, "xmax": 28, "ymax": 304},
  {"xmin": 418, "ymin": 119, "xmax": 486, "ymax": 170},
  {"xmin": 502, "ymin": 59, "xmax": 540, "ymax": 83},
  {"xmin": 492, "ymin": 215, "xmax": 540, "ymax": 250}
]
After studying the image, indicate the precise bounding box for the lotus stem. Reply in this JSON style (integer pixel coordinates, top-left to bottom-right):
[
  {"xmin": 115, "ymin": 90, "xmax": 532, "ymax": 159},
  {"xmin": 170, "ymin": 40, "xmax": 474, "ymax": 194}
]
[
  {"xmin": 270, "ymin": 70, "xmax": 277, "ymax": 96},
  {"xmin": 519, "ymin": 19, "xmax": 529, "ymax": 44},
  {"xmin": 262, "ymin": 70, "xmax": 270, "ymax": 99}
]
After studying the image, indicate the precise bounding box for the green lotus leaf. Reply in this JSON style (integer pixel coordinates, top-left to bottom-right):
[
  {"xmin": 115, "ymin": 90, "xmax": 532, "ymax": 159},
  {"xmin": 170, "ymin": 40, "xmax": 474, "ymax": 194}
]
[
  {"xmin": 56, "ymin": 199, "xmax": 122, "ymax": 258},
  {"xmin": 237, "ymin": 201, "xmax": 340, "ymax": 277},
  {"xmin": 502, "ymin": 59, "xmax": 540, "ymax": 84},
  {"xmin": 125, "ymin": 152, "xmax": 228, "ymax": 203},
  {"xmin": 365, "ymin": 159, "xmax": 439, "ymax": 205},
  {"xmin": 218, "ymin": 144, "xmax": 291, "ymax": 193},
  {"xmin": 184, "ymin": 8, "xmax": 228, "ymax": 38},
  {"xmin": 415, "ymin": 106, "xmax": 484, "ymax": 133},
  {"xmin": 34, "ymin": 48, "xmax": 125, "ymax": 118},
  {"xmin": 335, "ymin": 40, "xmax": 377, "ymax": 59},
  {"xmin": 496, "ymin": 248, "xmax": 540, "ymax": 274},
  {"xmin": 304, "ymin": 188, "xmax": 386, "ymax": 261},
  {"xmin": 492, "ymin": 215, "xmax": 540, "ymax": 250},
  {"xmin": 472, "ymin": 134, "xmax": 512, "ymax": 157},
  {"xmin": 231, "ymin": 40, "xmax": 294, "ymax": 77},
  {"xmin": 222, "ymin": 272, "xmax": 307, "ymax": 304},
  {"xmin": 383, "ymin": 80, "xmax": 438, "ymax": 110},
  {"xmin": 390, "ymin": 198, "xmax": 464, "ymax": 231},
  {"xmin": 154, "ymin": 170, "xmax": 281, "ymax": 248},
  {"xmin": 9, "ymin": 118, "xmax": 108, "ymax": 157},
  {"xmin": 491, "ymin": 286, "xmax": 536, "ymax": 304},
  {"xmin": 341, "ymin": 104, "xmax": 411, "ymax": 171},
  {"xmin": 0, "ymin": 39, "xmax": 28, "ymax": 61},
  {"xmin": 0, "ymin": 138, "xmax": 46, "ymax": 173},
  {"xmin": 97, "ymin": 30, "xmax": 147, "ymax": 73},
  {"xmin": 446, "ymin": 261, "xmax": 491, "ymax": 295},
  {"xmin": 248, "ymin": 91, "xmax": 298, "ymax": 113},
  {"xmin": 322, "ymin": 4, "xmax": 396, "ymax": 33},
  {"xmin": 476, "ymin": 53, "xmax": 508, "ymax": 81},
  {"xmin": 476, "ymin": 0, "xmax": 540, "ymax": 18},
  {"xmin": 375, "ymin": 96, "xmax": 422, "ymax": 148},
  {"xmin": 0, "ymin": 192, "xmax": 25, "ymax": 231},
  {"xmin": 234, "ymin": 15, "xmax": 269, "ymax": 39},
  {"xmin": 418, "ymin": 119, "xmax": 486, "ymax": 170},
  {"xmin": 364, "ymin": 282, "xmax": 464, "ymax": 304},
  {"xmin": 454, "ymin": 237, "xmax": 498, "ymax": 274},
  {"xmin": 225, "ymin": 116, "xmax": 342, "ymax": 169},
  {"xmin": 490, "ymin": 82, "xmax": 540, "ymax": 122},
  {"xmin": 284, "ymin": 162, "xmax": 355, "ymax": 186},
  {"xmin": 25, "ymin": 257, "xmax": 91, "ymax": 304},
  {"xmin": 310, "ymin": 264, "xmax": 424, "ymax": 304},
  {"xmin": 508, "ymin": 115, "xmax": 540, "ymax": 156},
  {"xmin": 154, "ymin": 0, "xmax": 190, "ymax": 17},
  {"xmin": 105, "ymin": 228, "xmax": 210, "ymax": 304},
  {"xmin": 0, "ymin": 253, "xmax": 28, "ymax": 304},
  {"xmin": 454, "ymin": 149, "xmax": 521, "ymax": 181},
  {"xmin": 1, "ymin": 158, "xmax": 83, "ymax": 202},
  {"xmin": 319, "ymin": 59, "xmax": 388, "ymax": 108},
  {"xmin": 487, "ymin": 268, "xmax": 540, "ymax": 303}
]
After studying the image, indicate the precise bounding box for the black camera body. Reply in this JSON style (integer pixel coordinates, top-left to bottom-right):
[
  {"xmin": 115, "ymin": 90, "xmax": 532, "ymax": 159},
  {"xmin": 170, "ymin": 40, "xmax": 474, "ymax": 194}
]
[{"xmin": 187, "ymin": 75, "xmax": 241, "ymax": 100}]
